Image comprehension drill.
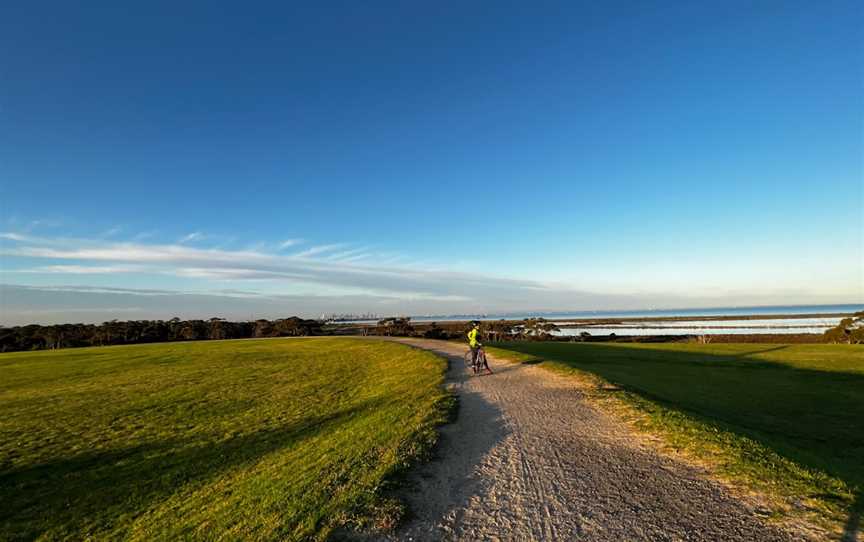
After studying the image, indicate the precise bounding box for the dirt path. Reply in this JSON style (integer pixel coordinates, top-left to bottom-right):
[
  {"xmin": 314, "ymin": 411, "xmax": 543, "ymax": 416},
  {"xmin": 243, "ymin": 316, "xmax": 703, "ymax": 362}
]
[{"xmin": 386, "ymin": 339, "xmax": 802, "ymax": 542}]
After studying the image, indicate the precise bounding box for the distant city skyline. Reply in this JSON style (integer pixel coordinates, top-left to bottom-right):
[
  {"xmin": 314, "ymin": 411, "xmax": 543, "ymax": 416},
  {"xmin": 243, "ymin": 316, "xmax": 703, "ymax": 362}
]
[{"xmin": 2, "ymin": 1, "xmax": 862, "ymax": 324}]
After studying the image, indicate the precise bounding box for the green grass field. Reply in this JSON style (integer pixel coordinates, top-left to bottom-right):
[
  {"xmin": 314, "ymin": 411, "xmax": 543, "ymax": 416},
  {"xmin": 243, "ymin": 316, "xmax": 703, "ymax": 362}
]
[
  {"xmin": 488, "ymin": 342, "xmax": 864, "ymax": 534},
  {"xmin": 0, "ymin": 338, "xmax": 451, "ymax": 541}
]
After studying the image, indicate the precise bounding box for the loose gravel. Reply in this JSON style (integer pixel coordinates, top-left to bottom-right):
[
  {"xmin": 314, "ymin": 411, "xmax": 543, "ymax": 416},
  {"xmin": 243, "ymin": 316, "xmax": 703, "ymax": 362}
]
[{"xmin": 386, "ymin": 339, "xmax": 804, "ymax": 542}]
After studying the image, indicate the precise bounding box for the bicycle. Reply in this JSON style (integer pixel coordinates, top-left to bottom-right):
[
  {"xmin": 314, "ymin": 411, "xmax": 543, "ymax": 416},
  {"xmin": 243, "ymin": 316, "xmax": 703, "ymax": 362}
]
[{"xmin": 464, "ymin": 345, "xmax": 492, "ymax": 375}]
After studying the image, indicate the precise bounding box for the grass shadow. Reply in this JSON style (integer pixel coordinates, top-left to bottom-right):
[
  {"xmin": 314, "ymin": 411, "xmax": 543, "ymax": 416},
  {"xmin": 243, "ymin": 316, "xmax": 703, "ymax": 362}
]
[
  {"xmin": 731, "ymin": 345, "xmax": 790, "ymax": 357},
  {"xmin": 843, "ymin": 491, "xmax": 862, "ymax": 542},
  {"xmin": 379, "ymin": 341, "xmax": 509, "ymax": 540}
]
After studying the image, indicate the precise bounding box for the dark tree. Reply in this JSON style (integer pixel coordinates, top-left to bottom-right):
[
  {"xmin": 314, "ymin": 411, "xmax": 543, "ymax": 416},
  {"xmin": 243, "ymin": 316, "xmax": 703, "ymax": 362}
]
[
  {"xmin": 375, "ymin": 317, "xmax": 414, "ymax": 337},
  {"xmin": 824, "ymin": 311, "xmax": 864, "ymax": 344}
]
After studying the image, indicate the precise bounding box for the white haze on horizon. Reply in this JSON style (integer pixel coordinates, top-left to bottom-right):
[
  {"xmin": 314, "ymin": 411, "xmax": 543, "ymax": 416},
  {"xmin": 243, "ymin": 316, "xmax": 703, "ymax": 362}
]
[{"xmin": 0, "ymin": 231, "xmax": 860, "ymax": 326}]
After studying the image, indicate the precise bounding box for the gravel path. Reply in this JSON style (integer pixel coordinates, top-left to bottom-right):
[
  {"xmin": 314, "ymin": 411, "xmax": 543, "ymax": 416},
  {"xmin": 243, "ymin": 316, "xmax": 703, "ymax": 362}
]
[{"xmin": 386, "ymin": 339, "xmax": 803, "ymax": 542}]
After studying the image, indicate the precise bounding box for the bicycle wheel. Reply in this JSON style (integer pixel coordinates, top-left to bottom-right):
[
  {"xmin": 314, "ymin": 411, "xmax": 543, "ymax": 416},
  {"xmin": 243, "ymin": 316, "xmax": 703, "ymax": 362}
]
[
  {"xmin": 464, "ymin": 350, "xmax": 473, "ymax": 368},
  {"xmin": 473, "ymin": 350, "xmax": 483, "ymax": 374},
  {"xmin": 480, "ymin": 350, "xmax": 491, "ymax": 373}
]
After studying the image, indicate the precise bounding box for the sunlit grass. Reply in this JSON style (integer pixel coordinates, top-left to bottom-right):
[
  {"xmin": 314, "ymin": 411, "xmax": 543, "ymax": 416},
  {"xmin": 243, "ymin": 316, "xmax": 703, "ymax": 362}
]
[{"xmin": 0, "ymin": 338, "xmax": 451, "ymax": 541}]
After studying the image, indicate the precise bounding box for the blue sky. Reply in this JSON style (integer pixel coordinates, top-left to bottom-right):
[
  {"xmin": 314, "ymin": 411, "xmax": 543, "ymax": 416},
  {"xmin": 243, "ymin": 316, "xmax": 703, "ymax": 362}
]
[{"xmin": 1, "ymin": 1, "xmax": 862, "ymax": 324}]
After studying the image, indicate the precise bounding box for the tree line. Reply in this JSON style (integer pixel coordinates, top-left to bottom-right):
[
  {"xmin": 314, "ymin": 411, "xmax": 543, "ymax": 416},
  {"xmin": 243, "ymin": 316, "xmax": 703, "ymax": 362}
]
[
  {"xmin": 373, "ymin": 317, "xmax": 561, "ymax": 341},
  {"xmin": 0, "ymin": 317, "xmax": 324, "ymax": 353},
  {"xmin": 0, "ymin": 316, "xmax": 564, "ymax": 353}
]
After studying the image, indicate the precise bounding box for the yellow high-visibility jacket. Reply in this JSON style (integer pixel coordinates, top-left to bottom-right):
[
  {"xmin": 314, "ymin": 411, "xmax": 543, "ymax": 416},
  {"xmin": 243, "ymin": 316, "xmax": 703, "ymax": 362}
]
[{"xmin": 467, "ymin": 327, "xmax": 480, "ymax": 348}]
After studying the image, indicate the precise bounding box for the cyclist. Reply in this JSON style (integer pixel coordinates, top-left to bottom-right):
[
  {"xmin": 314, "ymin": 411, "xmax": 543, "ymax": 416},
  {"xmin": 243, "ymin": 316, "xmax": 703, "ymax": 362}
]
[{"xmin": 467, "ymin": 321, "xmax": 482, "ymax": 365}]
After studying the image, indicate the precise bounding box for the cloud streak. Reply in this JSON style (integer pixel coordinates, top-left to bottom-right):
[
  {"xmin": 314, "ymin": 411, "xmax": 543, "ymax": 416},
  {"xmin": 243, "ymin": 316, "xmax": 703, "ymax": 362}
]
[
  {"xmin": 100, "ymin": 226, "xmax": 123, "ymax": 237},
  {"xmin": 1, "ymin": 239, "xmax": 549, "ymax": 299},
  {"xmin": 24, "ymin": 265, "xmax": 146, "ymax": 274},
  {"xmin": 1, "ymin": 232, "xmax": 39, "ymax": 242},
  {"xmin": 0, "ymin": 232, "xmax": 609, "ymax": 310},
  {"xmin": 178, "ymin": 231, "xmax": 205, "ymax": 243},
  {"xmin": 279, "ymin": 238, "xmax": 303, "ymax": 249},
  {"xmin": 291, "ymin": 244, "xmax": 344, "ymax": 258}
]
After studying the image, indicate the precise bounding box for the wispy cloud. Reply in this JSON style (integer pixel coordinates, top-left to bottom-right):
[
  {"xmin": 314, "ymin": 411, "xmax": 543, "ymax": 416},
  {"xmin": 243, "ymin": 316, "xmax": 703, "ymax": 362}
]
[
  {"xmin": 0, "ymin": 233, "xmax": 573, "ymax": 307},
  {"xmin": 26, "ymin": 265, "xmax": 145, "ymax": 274},
  {"xmin": 1, "ymin": 230, "xmax": 737, "ymax": 323},
  {"xmin": 337, "ymin": 253, "xmax": 371, "ymax": 264},
  {"xmin": 325, "ymin": 248, "xmax": 369, "ymax": 262},
  {"xmin": 0, "ymin": 232, "xmax": 32, "ymax": 242},
  {"xmin": 100, "ymin": 226, "xmax": 123, "ymax": 237},
  {"xmin": 132, "ymin": 230, "xmax": 157, "ymax": 241},
  {"xmin": 5, "ymin": 218, "xmax": 64, "ymax": 233},
  {"xmin": 292, "ymin": 244, "xmax": 344, "ymax": 258},
  {"xmin": 279, "ymin": 238, "xmax": 303, "ymax": 250},
  {"xmin": 178, "ymin": 231, "xmax": 205, "ymax": 243},
  {"xmin": 172, "ymin": 267, "xmax": 316, "ymax": 281}
]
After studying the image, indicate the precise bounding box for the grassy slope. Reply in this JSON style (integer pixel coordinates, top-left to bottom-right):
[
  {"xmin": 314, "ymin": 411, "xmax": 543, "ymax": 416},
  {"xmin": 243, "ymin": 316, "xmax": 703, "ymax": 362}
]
[
  {"xmin": 0, "ymin": 338, "xmax": 451, "ymax": 541},
  {"xmin": 487, "ymin": 342, "xmax": 864, "ymax": 534}
]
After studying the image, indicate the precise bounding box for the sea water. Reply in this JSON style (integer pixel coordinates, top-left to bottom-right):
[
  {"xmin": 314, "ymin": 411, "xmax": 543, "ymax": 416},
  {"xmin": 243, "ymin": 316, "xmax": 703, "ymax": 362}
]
[{"xmin": 407, "ymin": 304, "xmax": 862, "ymax": 335}]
